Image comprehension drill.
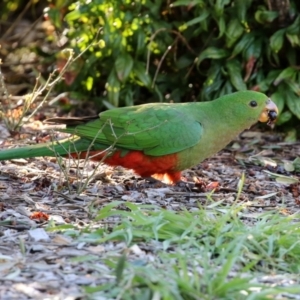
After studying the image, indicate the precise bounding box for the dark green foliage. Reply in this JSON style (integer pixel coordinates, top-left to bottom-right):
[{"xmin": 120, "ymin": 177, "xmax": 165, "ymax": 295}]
[{"xmin": 49, "ymin": 1, "xmax": 300, "ymax": 124}]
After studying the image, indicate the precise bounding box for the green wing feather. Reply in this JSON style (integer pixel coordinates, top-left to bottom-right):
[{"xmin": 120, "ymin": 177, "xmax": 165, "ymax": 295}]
[{"xmin": 62, "ymin": 103, "xmax": 203, "ymax": 156}]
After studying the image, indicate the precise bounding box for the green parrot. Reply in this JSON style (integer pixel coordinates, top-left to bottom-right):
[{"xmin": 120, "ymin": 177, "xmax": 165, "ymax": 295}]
[{"xmin": 0, "ymin": 91, "xmax": 278, "ymax": 184}]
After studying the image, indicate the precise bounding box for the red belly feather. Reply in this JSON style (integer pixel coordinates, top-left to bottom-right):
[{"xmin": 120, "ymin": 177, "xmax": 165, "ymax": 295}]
[{"xmin": 68, "ymin": 150, "xmax": 181, "ymax": 184}]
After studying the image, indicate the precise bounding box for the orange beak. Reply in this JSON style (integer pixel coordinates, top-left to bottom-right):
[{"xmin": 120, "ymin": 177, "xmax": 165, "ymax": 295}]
[{"xmin": 259, "ymin": 98, "xmax": 279, "ymax": 125}]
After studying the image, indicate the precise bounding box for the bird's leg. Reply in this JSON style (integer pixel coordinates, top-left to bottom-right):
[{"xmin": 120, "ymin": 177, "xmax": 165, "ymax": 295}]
[{"xmin": 148, "ymin": 176, "xmax": 196, "ymax": 191}]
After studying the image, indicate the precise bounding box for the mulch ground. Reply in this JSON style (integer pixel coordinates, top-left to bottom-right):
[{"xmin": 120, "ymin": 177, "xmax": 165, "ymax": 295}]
[{"xmin": 0, "ymin": 119, "xmax": 299, "ymax": 299}]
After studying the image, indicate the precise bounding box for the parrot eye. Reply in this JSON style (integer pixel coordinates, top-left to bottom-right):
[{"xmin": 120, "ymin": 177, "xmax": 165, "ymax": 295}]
[{"xmin": 249, "ymin": 100, "xmax": 257, "ymax": 107}]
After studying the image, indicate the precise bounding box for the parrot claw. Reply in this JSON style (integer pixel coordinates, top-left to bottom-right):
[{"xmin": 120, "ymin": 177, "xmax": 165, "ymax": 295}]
[
  {"xmin": 141, "ymin": 177, "xmax": 195, "ymax": 191},
  {"xmin": 145, "ymin": 176, "xmax": 168, "ymax": 187}
]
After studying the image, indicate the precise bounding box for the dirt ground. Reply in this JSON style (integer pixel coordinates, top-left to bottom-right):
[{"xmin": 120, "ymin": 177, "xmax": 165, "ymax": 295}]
[{"xmin": 0, "ymin": 119, "xmax": 299, "ymax": 299}]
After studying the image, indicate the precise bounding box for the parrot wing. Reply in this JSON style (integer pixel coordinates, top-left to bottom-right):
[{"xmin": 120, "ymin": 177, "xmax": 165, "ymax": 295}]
[{"xmin": 59, "ymin": 104, "xmax": 203, "ymax": 156}]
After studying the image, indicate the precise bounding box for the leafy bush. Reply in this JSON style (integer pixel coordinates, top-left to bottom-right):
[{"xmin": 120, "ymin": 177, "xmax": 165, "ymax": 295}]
[{"xmin": 48, "ymin": 0, "xmax": 300, "ymax": 125}]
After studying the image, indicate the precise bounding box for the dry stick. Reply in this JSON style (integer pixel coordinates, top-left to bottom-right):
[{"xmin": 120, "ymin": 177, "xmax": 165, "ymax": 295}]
[
  {"xmin": 48, "ymin": 92, "xmax": 69, "ymax": 106},
  {"xmin": 29, "ymin": 34, "xmax": 106, "ymax": 192},
  {"xmin": 49, "ymin": 119, "xmax": 118, "ymax": 193},
  {"xmin": 146, "ymin": 28, "xmax": 197, "ymax": 75},
  {"xmin": 18, "ymin": 75, "xmax": 41, "ymax": 122},
  {"xmin": 72, "ymin": 122, "xmax": 114, "ymax": 193},
  {"xmin": 11, "ymin": 49, "xmax": 71, "ymax": 129},
  {"xmin": 33, "ymin": 32, "xmax": 103, "ymax": 107},
  {"xmin": 27, "ymin": 52, "xmax": 75, "ymax": 119},
  {"xmin": 74, "ymin": 118, "xmax": 139, "ymax": 193},
  {"xmin": 48, "ymin": 115, "xmax": 166, "ymax": 194},
  {"xmin": 75, "ymin": 119, "xmax": 172, "ymax": 192},
  {"xmin": 146, "ymin": 28, "xmax": 167, "ymax": 75},
  {"xmin": 48, "ymin": 134, "xmax": 82, "ymax": 192},
  {"xmin": 69, "ymin": 27, "xmax": 103, "ymax": 64},
  {"xmin": 151, "ymin": 41, "xmax": 176, "ymax": 89},
  {"xmin": 0, "ymin": 49, "xmax": 75, "ymax": 132},
  {"xmin": 1, "ymin": 27, "xmax": 103, "ymax": 131},
  {"xmin": 184, "ymin": 29, "xmax": 216, "ymax": 80}
]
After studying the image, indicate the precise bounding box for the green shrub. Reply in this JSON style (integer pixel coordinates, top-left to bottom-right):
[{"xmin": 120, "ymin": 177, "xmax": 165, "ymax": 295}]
[{"xmin": 48, "ymin": 0, "xmax": 300, "ymax": 125}]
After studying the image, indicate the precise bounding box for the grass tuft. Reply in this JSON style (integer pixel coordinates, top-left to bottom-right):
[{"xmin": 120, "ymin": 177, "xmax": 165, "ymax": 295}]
[{"xmin": 47, "ymin": 197, "xmax": 300, "ymax": 299}]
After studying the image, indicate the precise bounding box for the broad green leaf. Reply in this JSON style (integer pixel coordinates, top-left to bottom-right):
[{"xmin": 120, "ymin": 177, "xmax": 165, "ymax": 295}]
[
  {"xmin": 202, "ymin": 75, "xmax": 224, "ymax": 98},
  {"xmin": 293, "ymin": 157, "xmax": 300, "ymax": 172},
  {"xmin": 286, "ymin": 91, "xmax": 300, "ymax": 119},
  {"xmin": 226, "ymin": 19, "xmax": 244, "ymax": 48},
  {"xmin": 270, "ymin": 91, "xmax": 285, "ymax": 113},
  {"xmin": 264, "ymin": 170, "xmax": 299, "ymax": 185},
  {"xmin": 197, "ymin": 47, "xmax": 229, "ymax": 65},
  {"xmin": 266, "ymin": 70, "xmax": 282, "ymax": 83},
  {"xmin": 285, "ymin": 80, "xmax": 300, "ymax": 96},
  {"xmin": 270, "ymin": 29, "xmax": 285, "ymax": 53},
  {"xmin": 286, "ymin": 15, "xmax": 300, "ymax": 35},
  {"xmin": 185, "ymin": 10, "xmax": 209, "ymax": 27},
  {"xmin": 230, "ymin": 33, "xmax": 255, "ymax": 58},
  {"xmin": 176, "ymin": 56, "xmax": 193, "ymax": 70},
  {"xmin": 47, "ymin": 8, "xmax": 63, "ymax": 28},
  {"xmin": 65, "ymin": 10, "xmax": 82, "ymax": 22},
  {"xmin": 234, "ymin": 0, "xmax": 252, "ymax": 21},
  {"xmin": 136, "ymin": 31, "xmax": 146, "ymax": 54},
  {"xmin": 226, "ymin": 60, "xmax": 247, "ymax": 91},
  {"xmin": 115, "ymin": 53, "xmax": 133, "ymax": 83},
  {"xmin": 255, "ymin": 10, "xmax": 278, "ymax": 24},
  {"xmin": 274, "ymin": 67, "xmax": 297, "ymax": 85},
  {"xmin": 218, "ymin": 80, "xmax": 233, "ymax": 97},
  {"xmin": 133, "ymin": 62, "xmax": 152, "ymax": 87},
  {"xmin": 271, "ymin": 51, "xmax": 280, "ymax": 66},
  {"xmin": 214, "ymin": 0, "xmax": 231, "ymax": 16},
  {"xmin": 124, "ymin": 89, "xmax": 134, "ymax": 106},
  {"xmin": 107, "ymin": 70, "xmax": 121, "ymax": 107},
  {"xmin": 201, "ymin": 62, "xmax": 223, "ymax": 99},
  {"xmin": 243, "ymin": 38, "xmax": 262, "ymax": 60},
  {"xmin": 286, "ymin": 33, "xmax": 300, "ymax": 47},
  {"xmin": 216, "ymin": 16, "xmax": 226, "ymax": 38},
  {"xmin": 284, "ymin": 161, "xmax": 295, "ymax": 172},
  {"xmin": 276, "ymin": 176, "xmax": 298, "ymax": 185},
  {"xmin": 276, "ymin": 110, "xmax": 292, "ymax": 125},
  {"xmin": 154, "ymin": 85, "xmax": 164, "ymax": 102}
]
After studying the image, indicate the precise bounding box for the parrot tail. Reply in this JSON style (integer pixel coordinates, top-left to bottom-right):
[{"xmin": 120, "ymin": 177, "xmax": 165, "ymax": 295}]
[{"xmin": 0, "ymin": 137, "xmax": 97, "ymax": 161}]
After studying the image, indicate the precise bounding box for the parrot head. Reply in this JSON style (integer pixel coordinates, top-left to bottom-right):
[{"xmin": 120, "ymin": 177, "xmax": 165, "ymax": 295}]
[{"xmin": 221, "ymin": 91, "xmax": 279, "ymax": 126}]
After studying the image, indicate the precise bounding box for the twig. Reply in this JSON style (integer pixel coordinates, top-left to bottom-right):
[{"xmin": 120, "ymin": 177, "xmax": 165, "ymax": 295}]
[
  {"xmin": 146, "ymin": 28, "xmax": 197, "ymax": 75},
  {"xmin": 152, "ymin": 44, "xmax": 174, "ymax": 89}
]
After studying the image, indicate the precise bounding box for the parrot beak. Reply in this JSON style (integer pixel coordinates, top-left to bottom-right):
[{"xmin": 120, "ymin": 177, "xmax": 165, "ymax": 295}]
[{"xmin": 259, "ymin": 99, "xmax": 278, "ymax": 125}]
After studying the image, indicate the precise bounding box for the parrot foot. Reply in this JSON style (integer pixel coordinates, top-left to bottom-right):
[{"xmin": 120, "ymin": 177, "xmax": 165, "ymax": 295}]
[
  {"xmin": 144, "ymin": 176, "xmax": 168, "ymax": 187},
  {"xmin": 144, "ymin": 177, "xmax": 195, "ymax": 191}
]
